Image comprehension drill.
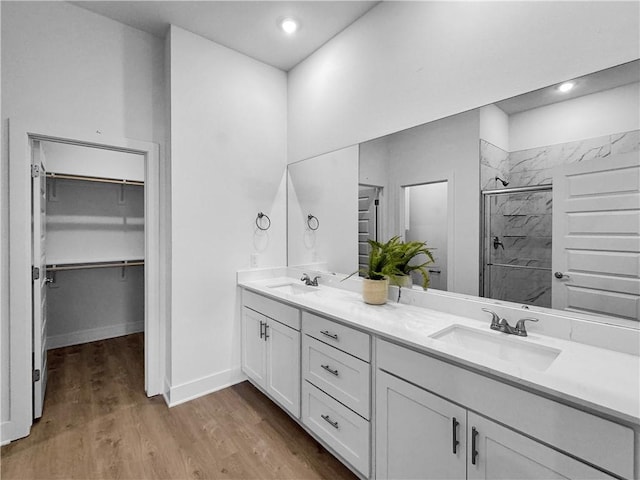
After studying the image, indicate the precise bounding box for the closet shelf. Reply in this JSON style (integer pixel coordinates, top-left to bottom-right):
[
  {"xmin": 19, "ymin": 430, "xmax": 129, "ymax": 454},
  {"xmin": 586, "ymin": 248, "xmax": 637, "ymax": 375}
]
[
  {"xmin": 46, "ymin": 172, "xmax": 144, "ymax": 186},
  {"xmin": 46, "ymin": 259, "xmax": 144, "ymax": 272}
]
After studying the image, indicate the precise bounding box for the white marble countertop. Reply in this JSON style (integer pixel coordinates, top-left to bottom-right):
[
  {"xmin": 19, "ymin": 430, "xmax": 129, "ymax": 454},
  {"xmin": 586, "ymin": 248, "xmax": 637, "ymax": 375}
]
[{"xmin": 239, "ymin": 275, "xmax": 640, "ymax": 427}]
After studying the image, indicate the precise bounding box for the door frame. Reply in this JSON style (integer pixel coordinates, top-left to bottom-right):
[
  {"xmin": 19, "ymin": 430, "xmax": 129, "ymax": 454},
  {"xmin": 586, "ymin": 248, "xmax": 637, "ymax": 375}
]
[
  {"xmin": 399, "ymin": 173, "xmax": 456, "ymax": 292},
  {"xmin": 5, "ymin": 118, "xmax": 163, "ymax": 443}
]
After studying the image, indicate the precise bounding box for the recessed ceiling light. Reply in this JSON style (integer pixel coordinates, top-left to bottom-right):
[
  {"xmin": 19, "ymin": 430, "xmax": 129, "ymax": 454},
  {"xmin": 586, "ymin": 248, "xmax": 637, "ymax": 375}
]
[
  {"xmin": 279, "ymin": 17, "xmax": 299, "ymax": 35},
  {"xmin": 557, "ymin": 81, "xmax": 575, "ymax": 93}
]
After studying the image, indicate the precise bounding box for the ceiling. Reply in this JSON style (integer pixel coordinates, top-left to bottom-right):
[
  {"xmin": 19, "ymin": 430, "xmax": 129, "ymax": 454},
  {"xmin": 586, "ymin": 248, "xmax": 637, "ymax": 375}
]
[
  {"xmin": 72, "ymin": 1, "xmax": 380, "ymax": 71},
  {"xmin": 496, "ymin": 59, "xmax": 640, "ymax": 115}
]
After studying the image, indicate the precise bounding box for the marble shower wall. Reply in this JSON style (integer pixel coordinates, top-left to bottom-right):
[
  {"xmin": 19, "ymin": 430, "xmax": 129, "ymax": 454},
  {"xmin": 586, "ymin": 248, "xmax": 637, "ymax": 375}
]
[
  {"xmin": 506, "ymin": 129, "xmax": 640, "ymax": 188},
  {"xmin": 480, "ymin": 141, "xmax": 509, "ymax": 190},
  {"xmin": 480, "ymin": 129, "xmax": 640, "ymax": 308}
]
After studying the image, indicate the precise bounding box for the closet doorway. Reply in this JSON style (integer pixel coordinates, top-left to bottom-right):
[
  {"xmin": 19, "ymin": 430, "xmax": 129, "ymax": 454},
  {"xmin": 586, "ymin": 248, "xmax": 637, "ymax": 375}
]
[
  {"xmin": 6, "ymin": 120, "xmax": 161, "ymax": 443},
  {"xmin": 34, "ymin": 140, "xmax": 146, "ymax": 419}
]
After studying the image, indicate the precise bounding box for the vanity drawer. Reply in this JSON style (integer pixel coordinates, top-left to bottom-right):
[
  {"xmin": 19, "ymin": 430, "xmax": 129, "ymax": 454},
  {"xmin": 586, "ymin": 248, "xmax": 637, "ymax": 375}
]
[
  {"xmin": 302, "ymin": 312, "xmax": 370, "ymax": 361},
  {"xmin": 303, "ymin": 335, "xmax": 370, "ymax": 419},
  {"xmin": 377, "ymin": 339, "xmax": 635, "ymax": 479},
  {"xmin": 243, "ymin": 290, "xmax": 300, "ymax": 331},
  {"xmin": 302, "ymin": 381, "xmax": 370, "ymax": 477}
]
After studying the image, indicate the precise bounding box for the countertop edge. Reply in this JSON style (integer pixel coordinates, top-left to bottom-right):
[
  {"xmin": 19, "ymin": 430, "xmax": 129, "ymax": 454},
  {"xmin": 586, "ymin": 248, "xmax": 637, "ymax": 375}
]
[{"xmin": 238, "ymin": 282, "xmax": 640, "ymax": 428}]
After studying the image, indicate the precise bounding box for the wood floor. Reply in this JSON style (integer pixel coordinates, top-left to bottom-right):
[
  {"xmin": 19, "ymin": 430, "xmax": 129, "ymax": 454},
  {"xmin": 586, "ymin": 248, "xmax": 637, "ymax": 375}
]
[{"xmin": 0, "ymin": 334, "xmax": 357, "ymax": 479}]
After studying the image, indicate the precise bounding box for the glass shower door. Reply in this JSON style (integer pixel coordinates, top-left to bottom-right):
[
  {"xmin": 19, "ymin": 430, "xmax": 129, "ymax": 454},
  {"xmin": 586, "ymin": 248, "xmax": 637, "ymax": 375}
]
[{"xmin": 482, "ymin": 186, "xmax": 552, "ymax": 307}]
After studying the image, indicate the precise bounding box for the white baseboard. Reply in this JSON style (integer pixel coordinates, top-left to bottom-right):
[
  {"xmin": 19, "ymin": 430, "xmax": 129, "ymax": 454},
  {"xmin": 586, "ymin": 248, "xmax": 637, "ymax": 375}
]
[
  {"xmin": 167, "ymin": 367, "xmax": 246, "ymax": 407},
  {"xmin": 162, "ymin": 377, "xmax": 172, "ymax": 406},
  {"xmin": 1, "ymin": 421, "xmax": 12, "ymax": 445},
  {"xmin": 1, "ymin": 419, "xmax": 30, "ymax": 445},
  {"xmin": 47, "ymin": 321, "xmax": 144, "ymax": 349}
]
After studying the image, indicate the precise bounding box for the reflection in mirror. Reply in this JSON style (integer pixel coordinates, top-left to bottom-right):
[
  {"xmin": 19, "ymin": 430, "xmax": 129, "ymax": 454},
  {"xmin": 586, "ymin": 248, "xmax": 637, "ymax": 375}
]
[
  {"xmin": 358, "ymin": 60, "xmax": 639, "ymax": 322},
  {"xmin": 357, "ymin": 185, "xmax": 381, "ymax": 273},
  {"xmin": 288, "ymin": 60, "xmax": 639, "ymax": 324},
  {"xmin": 482, "ymin": 186, "xmax": 552, "ymax": 306},
  {"xmin": 404, "ymin": 182, "xmax": 448, "ymax": 291},
  {"xmin": 287, "ymin": 146, "xmax": 359, "ymax": 274}
]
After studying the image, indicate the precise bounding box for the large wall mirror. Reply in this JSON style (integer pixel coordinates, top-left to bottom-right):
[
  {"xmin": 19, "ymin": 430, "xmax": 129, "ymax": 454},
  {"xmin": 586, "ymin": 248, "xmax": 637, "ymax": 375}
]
[{"xmin": 288, "ymin": 60, "xmax": 640, "ymax": 325}]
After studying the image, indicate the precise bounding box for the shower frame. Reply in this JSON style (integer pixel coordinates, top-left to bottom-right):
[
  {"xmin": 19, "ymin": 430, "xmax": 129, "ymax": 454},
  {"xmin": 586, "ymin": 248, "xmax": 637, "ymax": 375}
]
[{"xmin": 480, "ymin": 184, "xmax": 552, "ymax": 303}]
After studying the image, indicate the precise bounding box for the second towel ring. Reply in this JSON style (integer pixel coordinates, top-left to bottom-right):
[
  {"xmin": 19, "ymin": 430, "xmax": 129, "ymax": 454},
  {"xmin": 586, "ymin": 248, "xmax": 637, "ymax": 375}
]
[
  {"xmin": 307, "ymin": 214, "xmax": 319, "ymax": 231},
  {"xmin": 256, "ymin": 212, "xmax": 271, "ymax": 231}
]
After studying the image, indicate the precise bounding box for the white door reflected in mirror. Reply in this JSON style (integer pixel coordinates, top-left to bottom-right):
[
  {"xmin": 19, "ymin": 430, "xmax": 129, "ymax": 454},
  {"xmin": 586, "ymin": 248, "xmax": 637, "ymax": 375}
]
[{"xmin": 404, "ymin": 181, "xmax": 448, "ymax": 291}]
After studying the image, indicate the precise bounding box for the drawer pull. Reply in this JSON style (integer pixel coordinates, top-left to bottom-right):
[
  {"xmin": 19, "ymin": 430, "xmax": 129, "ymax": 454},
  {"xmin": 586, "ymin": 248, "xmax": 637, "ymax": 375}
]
[
  {"xmin": 264, "ymin": 323, "xmax": 270, "ymax": 340},
  {"xmin": 321, "ymin": 414, "xmax": 339, "ymax": 429},
  {"xmin": 259, "ymin": 320, "xmax": 265, "ymax": 339},
  {"xmin": 321, "ymin": 364, "xmax": 339, "ymax": 376},
  {"xmin": 471, "ymin": 427, "xmax": 479, "ymax": 465},
  {"xmin": 452, "ymin": 417, "xmax": 459, "ymax": 454},
  {"xmin": 320, "ymin": 330, "xmax": 338, "ymax": 340}
]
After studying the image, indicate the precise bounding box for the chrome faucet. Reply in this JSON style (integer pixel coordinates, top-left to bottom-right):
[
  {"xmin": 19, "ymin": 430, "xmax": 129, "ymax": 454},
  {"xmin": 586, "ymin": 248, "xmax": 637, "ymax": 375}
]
[
  {"xmin": 301, "ymin": 273, "xmax": 320, "ymax": 287},
  {"xmin": 481, "ymin": 308, "xmax": 538, "ymax": 337},
  {"xmin": 514, "ymin": 317, "xmax": 539, "ymax": 337}
]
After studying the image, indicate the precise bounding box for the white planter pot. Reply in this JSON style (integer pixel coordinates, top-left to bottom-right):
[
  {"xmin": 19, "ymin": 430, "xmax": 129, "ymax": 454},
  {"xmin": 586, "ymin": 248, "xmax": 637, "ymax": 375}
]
[{"xmin": 362, "ymin": 278, "xmax": 389, "ymax": 305}]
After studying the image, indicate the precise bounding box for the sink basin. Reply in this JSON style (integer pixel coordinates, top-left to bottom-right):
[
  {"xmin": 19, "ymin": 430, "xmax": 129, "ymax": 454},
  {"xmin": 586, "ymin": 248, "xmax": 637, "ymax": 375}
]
[
  {"xmin": 430, "ymin": 325, "xmax": 560, "ymax": 372},
  {"xmin": 266, "ymin": 281, "xmax": 318, "ymax": 296}
]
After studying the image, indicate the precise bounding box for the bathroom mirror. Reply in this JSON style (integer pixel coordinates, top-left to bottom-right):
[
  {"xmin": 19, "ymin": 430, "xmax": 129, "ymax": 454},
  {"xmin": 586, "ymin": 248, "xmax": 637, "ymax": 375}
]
[
  {"xmin": 288, "ymin": 60, "xmax": 640, "ymax": 324},
  {"xmin": 287, "ymin": 145, "xmax": 359, "ymax": 273}
]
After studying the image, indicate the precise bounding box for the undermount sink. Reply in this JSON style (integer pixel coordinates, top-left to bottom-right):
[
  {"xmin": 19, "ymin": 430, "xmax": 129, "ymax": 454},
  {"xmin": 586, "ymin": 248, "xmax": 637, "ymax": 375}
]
[
  {"xmin": 430, "ymin": 325, "xmax": 561, "ymax": 372},
  {"xmin": 266, "ymin": 281, "xmax": 318, "ymax": 296}
]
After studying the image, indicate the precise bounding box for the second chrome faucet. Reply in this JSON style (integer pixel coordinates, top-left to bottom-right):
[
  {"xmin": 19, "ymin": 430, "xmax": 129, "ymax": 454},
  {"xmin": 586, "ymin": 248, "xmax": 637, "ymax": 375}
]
[
  {"xmin": 481, "ymin": 308, "xmax": 538, "ymax": 337},
  {"xmin": 301, "ymin": 273, "xmax": 320, "ymax": 287}
]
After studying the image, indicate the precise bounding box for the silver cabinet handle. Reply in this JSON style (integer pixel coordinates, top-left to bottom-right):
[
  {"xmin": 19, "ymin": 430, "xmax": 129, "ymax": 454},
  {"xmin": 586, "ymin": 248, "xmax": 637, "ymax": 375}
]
[
  {"xmin": 264, "ymin": 323, "xmax": 270, "ymax": 340},
  {"xmin": 320, "ymin": 330, "xmax": 338, "ymax": 340},
  {"xmin": 321, "ymin": 414, "xmax": 339, "ymax": 429},
  {"xmin": 259, "ymin": 320, "xmax": 265, "ymax": 339},
  {"xmin": 554, "ymin": 271, "xmax": 570, "ymax": 279},
  {"xmin": 321, "ymin": 364, "xmax": 339, "ymax": 376}
]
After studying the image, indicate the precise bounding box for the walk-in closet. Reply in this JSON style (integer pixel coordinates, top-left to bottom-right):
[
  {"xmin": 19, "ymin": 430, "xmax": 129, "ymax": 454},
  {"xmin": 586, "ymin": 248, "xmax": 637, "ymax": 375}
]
[{"xmin": 37, "ymin": 140, "xmax": 146, "ymax": 417}]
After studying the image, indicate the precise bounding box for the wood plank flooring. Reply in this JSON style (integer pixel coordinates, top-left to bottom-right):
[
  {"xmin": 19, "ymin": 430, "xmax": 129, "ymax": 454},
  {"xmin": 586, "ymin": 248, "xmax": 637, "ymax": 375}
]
[{"xmin": 1, "ymin": 334, "xmax": 357, "ymax": 479}]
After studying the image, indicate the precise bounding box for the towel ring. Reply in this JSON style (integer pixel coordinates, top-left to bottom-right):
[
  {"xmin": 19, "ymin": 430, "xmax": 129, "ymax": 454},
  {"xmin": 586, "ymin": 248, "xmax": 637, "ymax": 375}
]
[
  {"xmin": 256, "ymin": 212, "xmax": 271, "ymax": 231},
  {"xmin": 307, "ymin": 214, "xmax": 319, "ymax": 231}
]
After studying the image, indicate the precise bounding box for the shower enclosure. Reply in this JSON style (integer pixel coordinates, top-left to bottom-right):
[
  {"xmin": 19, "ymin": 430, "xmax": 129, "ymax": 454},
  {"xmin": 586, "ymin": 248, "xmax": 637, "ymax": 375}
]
[{"xmin": 482, "ymin": 185, "xmax": 552, "ymax": 307}]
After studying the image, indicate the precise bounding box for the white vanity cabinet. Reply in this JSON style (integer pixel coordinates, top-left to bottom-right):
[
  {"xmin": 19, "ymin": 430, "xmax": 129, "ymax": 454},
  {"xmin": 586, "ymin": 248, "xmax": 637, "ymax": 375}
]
[
  {"xmin": 301, "ymin": 312, "xmax": 371, "ymax": 478},
  {"xmin": 376, "ymin": 339, "xmax": 631, "ymax": 480},
  {"xmin": 377, "ymin": 370, "xmax": 616, "ymax": 480},
  {"xmin": 241, "ymin": 290, "xmax": 301, "ymax": 418},
  {"xmin": 376, "ymin": 370, "xmax": 467, "ymax": 479}
]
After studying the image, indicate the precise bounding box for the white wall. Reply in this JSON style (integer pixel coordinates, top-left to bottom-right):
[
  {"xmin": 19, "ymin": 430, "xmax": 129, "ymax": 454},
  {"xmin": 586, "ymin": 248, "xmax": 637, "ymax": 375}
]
[
  {"xmin": 288, "ymin": 1, "xmax": 640, "ymax": 163},
  {"xmin": 47, "ymin": 266, "xmax": 144, "ymax": 349},
  {"xmin": 509, "ymin": 82, "xmax": 640, "ymax": 151},
  {"xmin": 361, "ymin": 110, "xmax": 481, "ymax": 296},
  {"xmin": 44, "ymin": 141, "xmax": 145, "ymax": 182},
  {"xmin": 1, "ymin": 1, "xmax": 165, "ymax": 430},
  {"xmin": 167, "ymin": 26, "xmax": 287, "ymax": 404},
  {"xmin": 406, "ymin": 181, "xmax": 448, "ymax": 291},
  {"xmin": 479, "ymin": 104, "xmax": 510, "ymax": 151},
  {"xmin": 288, "ymin": 146, "xmax": 359, "ymax": 275},
  {"xmin": 390, "ymin": 111, "xmax": 480, "ymax": 296}
]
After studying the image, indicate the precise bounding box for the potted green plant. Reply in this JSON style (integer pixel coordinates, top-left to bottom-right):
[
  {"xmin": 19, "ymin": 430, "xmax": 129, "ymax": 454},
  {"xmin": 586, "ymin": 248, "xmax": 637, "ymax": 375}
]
[
  {"xmin": 359, "ymin": 238, "xmax": 396, "ymax": 304},
  {"xmin": 386, "ymin": 236, "xmax": 435, "ymax": 290},
  {"xmin": 345, "ymin": 236, "xmax": 434, "ymax": 305}
]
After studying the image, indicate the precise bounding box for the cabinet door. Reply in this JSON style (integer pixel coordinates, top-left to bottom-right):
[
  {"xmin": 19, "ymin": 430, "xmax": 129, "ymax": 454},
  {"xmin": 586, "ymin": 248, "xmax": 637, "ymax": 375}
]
[
  {"xmin": 241, "ymin": 307, "xmax": 267, "ymax": 389},
  {"xmin": 376, "ymin": 371, "xmax": 467, "ymax": 480},
  {"xmin": 266, "ymin": 319, "xmax": 300, "ymax": 418},
  {"xmin": 467, "ymin": 413, "xmax": 616, "ymax": 480}
]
